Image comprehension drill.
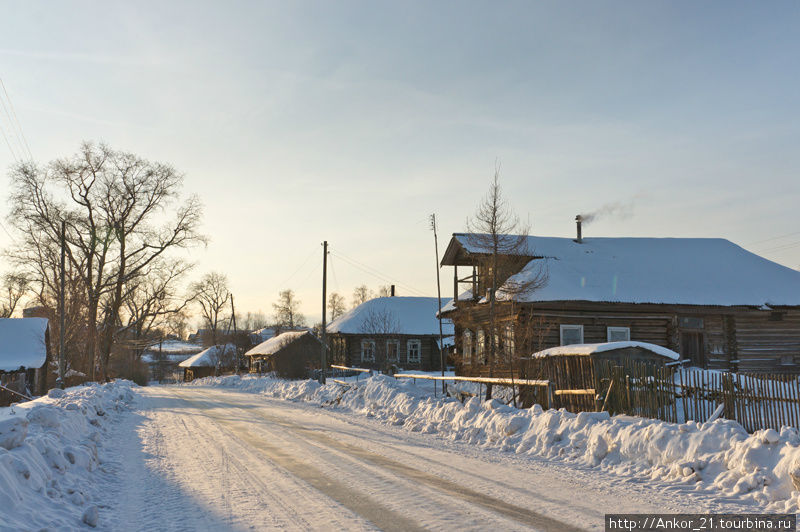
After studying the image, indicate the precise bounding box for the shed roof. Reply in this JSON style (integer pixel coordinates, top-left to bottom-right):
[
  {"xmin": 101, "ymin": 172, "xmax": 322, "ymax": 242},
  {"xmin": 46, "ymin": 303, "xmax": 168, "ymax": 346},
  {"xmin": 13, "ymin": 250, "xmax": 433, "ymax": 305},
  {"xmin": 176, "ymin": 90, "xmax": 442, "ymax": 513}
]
[
  {"xmin": 327, "ymin": 296, "xmax": 455, "ymax": 336},
  {"xmin": 0, "ymin": 318, "xmax": 49, "ymax": 371},
  {"xmin": 531, "ymin": 341, "xmax": 680, "ymax": 360},
  {"xmin": 178, "ymin": 344, "xmax": 235, "ymax": 368},
  {"xmin": 444, "ymin": 233, "xmax": 800, "ymax": 308},
  {"xmin": 245, "ymin": 330, "xmax": 320, "ymax": 357}
]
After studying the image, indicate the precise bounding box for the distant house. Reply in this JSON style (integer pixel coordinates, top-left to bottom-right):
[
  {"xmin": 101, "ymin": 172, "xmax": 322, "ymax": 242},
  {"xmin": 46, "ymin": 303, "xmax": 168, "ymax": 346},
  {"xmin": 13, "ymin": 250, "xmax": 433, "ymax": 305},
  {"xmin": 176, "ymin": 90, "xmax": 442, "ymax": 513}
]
[
  {"xmin": 0, "ymin": 318, "xmax": 50, "ymax": 404},
  {"xmin": 439, "ymin": 228, "xmax": 800, "ymax": 375},
  {"xmin": 141, "ymin": 339, "xmax": 203, "ymax": 383},
  {"xmin": 245, "ymin": 330, "xmax": 323, "ymax": 378},
  {"xmin": 178, "ymin": 344, "xmax": 236, "ymax": 381},
  {"xmin": 327, "ymin": 296, "xmax": 454, "ymax": 372}
]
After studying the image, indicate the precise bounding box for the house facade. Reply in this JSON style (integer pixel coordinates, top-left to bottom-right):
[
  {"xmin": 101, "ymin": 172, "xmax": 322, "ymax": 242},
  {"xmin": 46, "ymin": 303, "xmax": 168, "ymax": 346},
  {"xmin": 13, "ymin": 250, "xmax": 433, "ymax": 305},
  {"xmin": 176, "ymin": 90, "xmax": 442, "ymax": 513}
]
[
  {"xmin": 440, "ymin": 230, "xmax": 800, "ymax": 375},
  {"xmin": 0, "ymin": 318, "xmax": 50, "ymax": 404},
  {"xmin": 327, "ymin": 296, "xmax": 454, "ymax": 372},
  {"xmin": 245, "ymin": 330, "xmax": 322, "ymax": 378}
]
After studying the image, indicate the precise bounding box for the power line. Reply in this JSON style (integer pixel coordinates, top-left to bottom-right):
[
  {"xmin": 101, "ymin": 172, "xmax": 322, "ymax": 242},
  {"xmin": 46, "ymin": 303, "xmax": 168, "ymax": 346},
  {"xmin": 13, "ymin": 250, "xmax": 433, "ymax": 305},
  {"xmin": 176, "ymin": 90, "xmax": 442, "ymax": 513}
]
[
  {"xmin": 278, "ymin": 246, "xmax": 319, "ymax": 287},
  {"xmin": 746, "ymin": 231, "xmax": 800, "ymax": 248},
  {"xmin": 330, "ymin": 250, "xmax": 427, "ymax": 297},
  {"xmin": 0, "ymin": 79, "xmax": 32, "ymax": 160},
  {"xmin": 0, "ymin": 84, "xmax": 26, "ymax": 162}
]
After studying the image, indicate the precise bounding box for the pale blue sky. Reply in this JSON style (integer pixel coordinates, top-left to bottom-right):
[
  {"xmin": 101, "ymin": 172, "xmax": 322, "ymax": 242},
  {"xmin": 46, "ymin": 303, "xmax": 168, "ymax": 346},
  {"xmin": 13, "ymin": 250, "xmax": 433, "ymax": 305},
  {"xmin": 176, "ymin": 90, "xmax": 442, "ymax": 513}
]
[{"xmin": 1, "ymin": 1, "xmax": 799, "ymax": 323}]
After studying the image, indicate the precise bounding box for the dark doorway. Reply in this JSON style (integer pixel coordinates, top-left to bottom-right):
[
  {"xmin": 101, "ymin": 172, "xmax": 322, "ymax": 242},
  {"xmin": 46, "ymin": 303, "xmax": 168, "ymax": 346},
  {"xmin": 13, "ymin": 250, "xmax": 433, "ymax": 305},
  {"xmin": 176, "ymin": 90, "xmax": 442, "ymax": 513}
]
[{"xmin": 680, "ymin": 331, "xmax": 706, "ymax": 367}]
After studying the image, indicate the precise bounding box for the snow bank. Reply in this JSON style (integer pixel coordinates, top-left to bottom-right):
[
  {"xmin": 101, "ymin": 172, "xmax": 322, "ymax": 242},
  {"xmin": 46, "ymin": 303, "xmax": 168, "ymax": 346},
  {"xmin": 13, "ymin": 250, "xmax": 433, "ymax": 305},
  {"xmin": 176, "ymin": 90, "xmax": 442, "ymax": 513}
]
[
  {"xmin": 531, "ymin": 341, "xmax": 680, "ymax": 360},
  {"xmin": 189, "ymin": 374, "xmax": 800, "ymax": 511},
  {"xmin": 0, "ymin": 381, "xmax": 136, "ymax": 529}
]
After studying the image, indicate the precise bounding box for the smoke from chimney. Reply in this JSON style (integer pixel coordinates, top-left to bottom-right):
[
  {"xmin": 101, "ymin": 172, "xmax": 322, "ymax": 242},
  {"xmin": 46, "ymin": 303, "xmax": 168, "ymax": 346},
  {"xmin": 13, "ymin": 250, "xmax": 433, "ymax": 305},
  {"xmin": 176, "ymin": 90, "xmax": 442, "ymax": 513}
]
[{"xmin": 578, "ymin": 198, "xmax": 638, "ymax": 227}]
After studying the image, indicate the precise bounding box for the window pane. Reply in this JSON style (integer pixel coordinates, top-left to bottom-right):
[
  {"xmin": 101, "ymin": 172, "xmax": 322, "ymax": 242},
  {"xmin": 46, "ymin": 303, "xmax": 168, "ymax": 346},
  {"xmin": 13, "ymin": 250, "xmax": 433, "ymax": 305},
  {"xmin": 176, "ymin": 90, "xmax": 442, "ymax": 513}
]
[
  {"xmin": 560, "ymin": 325, "xmax": 583, "ymax": 346},
  {"xmin": 607, "ymin": 327, "xmax": 630, "ymax": 342}
]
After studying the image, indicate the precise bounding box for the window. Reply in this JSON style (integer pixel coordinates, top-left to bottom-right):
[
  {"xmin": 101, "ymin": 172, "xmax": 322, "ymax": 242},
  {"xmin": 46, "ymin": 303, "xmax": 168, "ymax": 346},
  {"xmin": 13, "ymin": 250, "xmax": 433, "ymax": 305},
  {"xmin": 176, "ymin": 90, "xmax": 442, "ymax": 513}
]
[
  {"xmin": 607, "ymin": 327, "xmax": 630, "ymax": 342},
  {"xmin": 386, "ymin": 340, "xmax": 399, "ymax": 362},
  {"xmin": 476, "ymin": 330, "xmax": 486, "ymax": 363},
  {"xmin": 781, "ymin": 355, "xmax": 794, "ymax": 366},
  {"xmin": 462, "ymin": 330, "xmax": 473, "ymax": 365},
  {"xmin": 504, "ymin": 323, "xmax": 515, "ymax": 360},
  {"xmin": 361, "ymin": 339, "xmax": 375, "ymax": 362},
  {"xmin": 679, "ymin": 317, "xmax": 704, "ymax": 329},
  {"xmin": 560, "ymin": 324, "xmax": 584, "ymax": 346},
  {"xmin": 407, "ymin": 339, "xmax": 421, "ymax": 364}
]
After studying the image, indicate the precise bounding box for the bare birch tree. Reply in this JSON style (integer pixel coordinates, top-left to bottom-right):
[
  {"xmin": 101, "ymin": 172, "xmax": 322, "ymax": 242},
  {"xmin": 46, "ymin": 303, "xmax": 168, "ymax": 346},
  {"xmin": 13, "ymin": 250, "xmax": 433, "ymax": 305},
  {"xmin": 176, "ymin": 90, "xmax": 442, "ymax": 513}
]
[
  {"xmin": 327, "ymin": 292, "xmax": 346, "ymax": 321},
  {"xmin": 190, "ymin": 272, "xmax": 231, "ymax": 346},
  {"xmin": 0, "ymin": 273, "xmax": 29, "ymax": 317},
  {"xmin": 272, "ymin": 289, "xmax": 306, "ymax": 328}
]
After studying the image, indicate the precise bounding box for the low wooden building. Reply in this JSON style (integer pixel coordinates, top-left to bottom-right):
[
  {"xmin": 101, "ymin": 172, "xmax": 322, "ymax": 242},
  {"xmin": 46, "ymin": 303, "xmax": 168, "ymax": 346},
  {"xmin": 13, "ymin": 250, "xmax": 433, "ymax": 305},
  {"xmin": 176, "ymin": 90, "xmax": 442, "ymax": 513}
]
[
  {"xmin": 440, "ymin": 229, "xmax": 800, "ymax": 375},
  {"xmin": 327, "ymin": 296, "xmax": 454, "ymax": 372},
  {"xmin": 245, "ymin": 330, "xmax": 322, "ymax": 378},
  {"xmin": 0, "ymin": 318, "xmax": 50, "ymax": 405},
  {"xmin": 141, "ymin": 339, "xmax": 203, "ymax": 383},
  {"xmin": 178, "ymin": 344, "xmax": 236, "ymax": 382}
]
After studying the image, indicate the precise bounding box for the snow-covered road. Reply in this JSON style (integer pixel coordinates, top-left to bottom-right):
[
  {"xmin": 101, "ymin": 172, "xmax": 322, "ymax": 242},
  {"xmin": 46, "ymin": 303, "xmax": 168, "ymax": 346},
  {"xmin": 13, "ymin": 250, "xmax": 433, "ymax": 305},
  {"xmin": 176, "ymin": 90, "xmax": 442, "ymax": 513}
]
[{"xmin": 97, "ymin": 385, "xmax": 754, "ymax": 531}]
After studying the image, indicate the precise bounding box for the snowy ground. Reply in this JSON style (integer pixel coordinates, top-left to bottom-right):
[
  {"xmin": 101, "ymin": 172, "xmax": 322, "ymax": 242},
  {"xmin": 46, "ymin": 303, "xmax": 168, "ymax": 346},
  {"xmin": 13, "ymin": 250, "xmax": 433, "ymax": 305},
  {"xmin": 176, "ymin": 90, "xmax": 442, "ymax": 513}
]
[{"xmin": 1, "ymin": 375, "xmax": 787, "ymax": 531}]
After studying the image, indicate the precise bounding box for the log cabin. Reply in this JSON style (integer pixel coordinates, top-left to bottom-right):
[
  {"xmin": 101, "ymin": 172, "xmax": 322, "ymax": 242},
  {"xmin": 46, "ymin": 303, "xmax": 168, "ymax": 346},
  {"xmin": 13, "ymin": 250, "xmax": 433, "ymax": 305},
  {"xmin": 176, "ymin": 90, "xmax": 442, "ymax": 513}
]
[
  {"xmin": 245, "ymin": 330, "xmax": 323, "ymax": 378},
  {"xmin": 0, "ymin": 318, "xmax": 50, "ymax": 405},
  {"xmin": 327, "ymin": 296, "xmax": 454, "ymax": 372},
  {"xmin": 439, "ymin": 223, "xmax": 800, "ymax": 376},
  {"xmin": 178, "ymin": 343, "xmax": 236, "ymax": 381}
]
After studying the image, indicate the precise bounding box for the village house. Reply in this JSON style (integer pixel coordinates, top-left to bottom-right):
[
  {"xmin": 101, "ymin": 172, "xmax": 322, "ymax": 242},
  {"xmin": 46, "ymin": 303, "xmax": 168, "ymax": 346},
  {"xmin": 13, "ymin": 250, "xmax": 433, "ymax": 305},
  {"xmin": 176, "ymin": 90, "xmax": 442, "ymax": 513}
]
[
  {"xmin": 327, "ymin": 296, "xmax": 454, "ymax": 372},
  {"xmin": 178, "ymin": 343, "xmax": 236, "ymax": 381},
  {"xmin": 0, "ymin": 318, "xmax": 50, "ymax": 405},
  {"xmin": 439, "ymin": 222, "xmax": 800, "ymax": 376},
  {"xmin": 141, "ymin": 339, "xmax": 204, "ymax": 383},
  {"xmin": 245, "ymin": 330, "xmax": 322, "ymax": 378}
]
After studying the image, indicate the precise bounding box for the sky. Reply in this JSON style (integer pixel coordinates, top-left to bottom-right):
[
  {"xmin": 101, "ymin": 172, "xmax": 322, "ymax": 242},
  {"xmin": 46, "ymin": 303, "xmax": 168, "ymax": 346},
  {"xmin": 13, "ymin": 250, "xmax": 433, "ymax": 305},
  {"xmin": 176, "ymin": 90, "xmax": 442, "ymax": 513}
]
[{"xmin": 0, "ymin": 1, "xmax": 799, "ymax": 325}]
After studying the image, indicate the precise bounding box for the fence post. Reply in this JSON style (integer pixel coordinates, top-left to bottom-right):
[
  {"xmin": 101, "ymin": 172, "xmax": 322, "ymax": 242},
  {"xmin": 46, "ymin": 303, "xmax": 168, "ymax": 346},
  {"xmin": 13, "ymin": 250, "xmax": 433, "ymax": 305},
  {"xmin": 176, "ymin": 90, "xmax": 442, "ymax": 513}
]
[{"xmin": 547, "ymin": 381, "xmax": 555, "ymax": 410}]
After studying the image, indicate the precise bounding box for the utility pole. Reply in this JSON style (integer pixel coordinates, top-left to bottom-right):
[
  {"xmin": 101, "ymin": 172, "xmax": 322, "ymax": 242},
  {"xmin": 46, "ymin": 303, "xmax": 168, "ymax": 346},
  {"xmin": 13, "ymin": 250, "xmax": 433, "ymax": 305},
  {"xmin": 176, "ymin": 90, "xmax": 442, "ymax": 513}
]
[
  {"xmin": 430, "ymin": 214, "xmax": 446, "ymax": 394},
  {"xmin": 320, "ymin": 240, "xmax": 328, "ymax": 384},
  {"xmin": 57, "ymin": 220, "xmax": 66, "ymax": 389},
  {"xmin": 230, "ymin": 294, "xmax": 239, "ymax": 374}
]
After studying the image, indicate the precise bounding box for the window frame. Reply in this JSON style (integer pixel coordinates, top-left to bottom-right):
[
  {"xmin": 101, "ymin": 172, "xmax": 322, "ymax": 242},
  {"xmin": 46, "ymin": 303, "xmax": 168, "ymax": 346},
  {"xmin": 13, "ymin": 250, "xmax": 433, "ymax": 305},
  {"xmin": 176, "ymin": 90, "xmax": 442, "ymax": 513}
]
[
  {"xmin": 462, "ymin": 330, "xmax": 473, "ymax": 365},
  {"xmin": 476, "ymin": 329, "xmax": 486, "ymax": 363},
  {"xmin": 559, "ymin": 324, "xmax": 584, "ymax": 346},
  {"xmin": 406, "ymin": 339, "xmax": 422, "ymax": 364},
  {"xmin": 386, "ymin": 339, "xmax": 399, "ymax": 362},
  {"xmin": 360, "ymin": 339, "xmax": 376, "ymax": 362},
  {"xmin": 606, "ymin": 326, "xmax": 631, "ymax": 342}
]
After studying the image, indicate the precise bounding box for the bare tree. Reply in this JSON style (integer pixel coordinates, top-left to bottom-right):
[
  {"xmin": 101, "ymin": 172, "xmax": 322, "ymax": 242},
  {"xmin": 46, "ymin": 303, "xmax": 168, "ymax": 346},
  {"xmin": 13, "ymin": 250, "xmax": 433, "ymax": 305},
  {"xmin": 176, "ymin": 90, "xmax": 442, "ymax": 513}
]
[
  {"xmin": 8, "ymin": 142, "xmax": 204, "ymax": 380},
  {"xmin": 359, "ymin": 307, "xmax": 401, "ymax": 372},
  {"xmin": 352, "ymin": 285, "xmax": 374, "ymax": 308},
  {"xmin": 327, "ymin": 292, "xmax": 346, "ymax": 321},
  {"xmin": 465, "ymin": 167, "xmax": 547, "ymax": 397},
  {"xmin": 377, "ymin": 285, "xmax": 392, "ymax": 297},
  {"xmin": 272, "ymin": 289, "xmax": 306, "ymax": 328},
  {"xmin": 191, "ymin": 272, "xmax": 231, "ymax": 345},
  {"xmin": 0, "ymin": 273, "xmax": 29, "ymax": 317}
]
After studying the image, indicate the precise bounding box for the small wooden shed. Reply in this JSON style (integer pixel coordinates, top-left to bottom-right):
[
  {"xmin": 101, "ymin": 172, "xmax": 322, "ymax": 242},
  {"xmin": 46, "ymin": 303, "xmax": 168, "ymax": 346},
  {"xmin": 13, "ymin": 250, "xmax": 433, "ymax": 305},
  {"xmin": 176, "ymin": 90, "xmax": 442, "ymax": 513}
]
[
  {"xmin": 245, "ymin": 331, "xmax": 322, "ymax": 379},
  {"xmin": 0, "ymin": 318, "xmax": 50, "ymax": 404},
  {"xmin": 178, "ymin": 344, "xmax": 236, "ymax": 382}
]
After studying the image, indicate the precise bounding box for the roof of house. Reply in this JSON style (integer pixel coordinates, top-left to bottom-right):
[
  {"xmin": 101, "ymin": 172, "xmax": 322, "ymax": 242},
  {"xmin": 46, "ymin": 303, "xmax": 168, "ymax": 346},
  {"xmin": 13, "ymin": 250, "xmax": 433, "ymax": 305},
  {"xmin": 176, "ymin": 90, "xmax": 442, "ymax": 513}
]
[
  {"xmin": 445, "ymin": 234, "xmax": 800, "ymax": 308},
  {"xmin": 530, "ymin": 341, "xmax": 680, "ymax": 360},
  {"xmin": 327, "ymin": 296, "xmax": 455, "ymax": 336},
  {"xmin": 245, "ymin": 330, "xmax": 320, "ymax": 357},
  {"xmin": 0, "ymin": 318, "xmax": 49, "ymax": 371},
  {"xmin": 178, "ymin": 344, "xmax": 236, "ymax": 368}
]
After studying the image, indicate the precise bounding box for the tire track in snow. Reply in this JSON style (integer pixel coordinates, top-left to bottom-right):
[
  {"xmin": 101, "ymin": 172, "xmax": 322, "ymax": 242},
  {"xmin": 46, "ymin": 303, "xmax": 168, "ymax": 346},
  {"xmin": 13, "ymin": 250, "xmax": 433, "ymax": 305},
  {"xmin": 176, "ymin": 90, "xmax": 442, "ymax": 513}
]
[{"xmin": 176, "ymin": 388, "xmax": 580, "ymax": 532}]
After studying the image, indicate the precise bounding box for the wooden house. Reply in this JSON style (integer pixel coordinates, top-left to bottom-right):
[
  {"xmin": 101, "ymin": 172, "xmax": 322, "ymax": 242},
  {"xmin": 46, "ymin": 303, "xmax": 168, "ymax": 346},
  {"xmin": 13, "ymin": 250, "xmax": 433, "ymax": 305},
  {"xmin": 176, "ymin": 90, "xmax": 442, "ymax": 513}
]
[
  {"xmin": 178, "ymin": 343, "xmax": 236, "ymax": 381},
  {"xmin": 440, "ymin": 227, "xmax": 800, "ymax": 375},
  {"xmin": 141, "ymin": 339, "xmax": 203, "ymax": 383},
  {"xmin": 0, "ymin": 318, "xmax": 50, "ymax": 405},
  {"xmin": 245, "ymin": 330, "xmax": 322, "ymax": 378},
  {"xmin": 327, "ymin": 296, "xmax": 454, "ymax": 372}
]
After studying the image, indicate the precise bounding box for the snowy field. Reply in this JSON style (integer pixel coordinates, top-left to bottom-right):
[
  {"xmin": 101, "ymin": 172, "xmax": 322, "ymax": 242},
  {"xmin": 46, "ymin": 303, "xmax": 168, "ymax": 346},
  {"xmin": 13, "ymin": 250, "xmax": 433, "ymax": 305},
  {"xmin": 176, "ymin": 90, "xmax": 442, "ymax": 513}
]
[{"xmin": 1, "ymin": 374, "xmax": 796, "ymax": 530}]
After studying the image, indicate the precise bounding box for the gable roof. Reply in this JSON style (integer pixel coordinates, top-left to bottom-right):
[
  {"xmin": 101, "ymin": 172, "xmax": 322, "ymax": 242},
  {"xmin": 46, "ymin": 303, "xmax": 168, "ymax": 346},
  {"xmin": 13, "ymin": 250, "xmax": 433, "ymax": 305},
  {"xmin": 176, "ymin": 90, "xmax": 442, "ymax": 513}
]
[
  {"xmin": 245, "ymin": 330, "xmax": 320, "ymax": 357},
  {"xmin": 0, "ymin": 318, "xmax": 49, "ymax": 371},
  {"xmin": 327, "ymin": 296, "xmax": 455, "ymax": 336},
  {"xmin": 178, "ymin": 344, "xmax": 235, "ymax": 368},
  {"xmin": 445, "ymin": 234, "xmax": 800, "ymax": 308}
]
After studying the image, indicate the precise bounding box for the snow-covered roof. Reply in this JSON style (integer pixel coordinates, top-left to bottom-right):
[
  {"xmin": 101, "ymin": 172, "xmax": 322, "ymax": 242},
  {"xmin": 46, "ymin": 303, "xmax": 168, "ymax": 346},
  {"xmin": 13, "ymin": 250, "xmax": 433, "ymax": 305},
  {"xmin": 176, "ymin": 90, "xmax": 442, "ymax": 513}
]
[
  {"xmin": 327, "ymin": 297, "xmax": 455, "ymax": 336},
  {"xmin": 530, "ymin": 341, "xmax": 680, "ymax": 360},
  {"xmin": 0, "ymin": 318, "xmax": 49, "ymax": 371},
  {"xmin": 144, "ymin": 339, "xmax": 203, "ymax": 354},
  {"xmin": 245, "ymin": 331, "xmax": 319, "ymax": 357},
  {"xmin": 178, "ymin": 344, "xmax": 236, "ymax": 368},
  {"xmin": 450, "ymin": 234, "xmax": 800, "ymax": 307}
]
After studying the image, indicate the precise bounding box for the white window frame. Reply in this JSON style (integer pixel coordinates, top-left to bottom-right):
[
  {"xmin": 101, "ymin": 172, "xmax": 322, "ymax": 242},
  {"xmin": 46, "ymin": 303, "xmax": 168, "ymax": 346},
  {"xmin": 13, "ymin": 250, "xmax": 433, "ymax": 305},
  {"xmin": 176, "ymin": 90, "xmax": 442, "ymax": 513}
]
[
  {"xmin": 559, "ymin": 324, "xmax": 584, "ymax": 346},
  {"xmin": 476, "ymin": 330, "xmax": 486, "ymax": 363},
  {"xmin": 407, "ymin": 339, "xmax": 421, "ymax": 364},
  {"xmin": 386, "ymin": 339, "xmax": 399, "ymax": 362},
  {"xmin": 462, "ymin": 330, "xmax": 473, "ymax": 365},
  {"xmin": 504, "ymin": 323, "xmax": 515, "ymax": 360},
  {"xmin": 361, "ymin": 339, "xmax": 375, "ymax": 362},
  {"xmin": 607, "ymin": 326, "xmax": 631, "ymax": 342}
]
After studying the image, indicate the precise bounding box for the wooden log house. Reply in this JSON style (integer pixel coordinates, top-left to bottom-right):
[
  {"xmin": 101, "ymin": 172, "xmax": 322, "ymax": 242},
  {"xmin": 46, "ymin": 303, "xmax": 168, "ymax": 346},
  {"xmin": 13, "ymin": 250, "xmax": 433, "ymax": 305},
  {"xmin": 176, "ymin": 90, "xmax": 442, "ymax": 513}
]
[
  {"xmin": 245, "ymin": 330, "xmax": 323, "ymax": 378},
  {"xmin": 0, "ymin": 318, "xmax": 50, "ymax": 404},
  {"xmin": 439, "ymin": 224, "xmax": 800, "ymax": 376}
]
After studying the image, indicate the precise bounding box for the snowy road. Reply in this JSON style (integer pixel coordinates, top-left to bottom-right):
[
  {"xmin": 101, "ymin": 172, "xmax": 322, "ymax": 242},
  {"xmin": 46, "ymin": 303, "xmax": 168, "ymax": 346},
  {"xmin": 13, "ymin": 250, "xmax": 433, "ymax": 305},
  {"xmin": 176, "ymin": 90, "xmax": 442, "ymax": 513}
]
[{"xmin": 96, "ymin": 385, "xmax": 754, "ymax": 531}]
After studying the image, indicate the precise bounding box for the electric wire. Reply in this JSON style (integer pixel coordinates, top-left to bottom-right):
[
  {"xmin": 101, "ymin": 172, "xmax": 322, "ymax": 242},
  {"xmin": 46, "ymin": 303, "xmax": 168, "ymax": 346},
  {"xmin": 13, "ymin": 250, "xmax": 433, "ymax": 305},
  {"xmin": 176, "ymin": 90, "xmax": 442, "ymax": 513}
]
[
  {"xmin": 0, "ymin": 79, "xmax": 33, "ymax": 160},
  {"xmin": 330, "ymin": 250, "xmax": 427, "ymax": 297}
]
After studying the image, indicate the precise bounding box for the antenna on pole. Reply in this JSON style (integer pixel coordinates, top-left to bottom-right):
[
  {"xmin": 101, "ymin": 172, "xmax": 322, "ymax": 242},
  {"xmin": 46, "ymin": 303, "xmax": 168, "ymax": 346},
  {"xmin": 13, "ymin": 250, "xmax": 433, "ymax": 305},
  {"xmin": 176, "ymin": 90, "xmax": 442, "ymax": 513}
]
[
  {"xmin": 430, "ymin": 214, "xmax": 446, "ymax": 393},
  {"xmin": 57, "ymin": 220, "xmax": 66, "ymax": 389},
  {"xmin": 320, "ymin": 240, "xmax": 328, "ymax": 384}
]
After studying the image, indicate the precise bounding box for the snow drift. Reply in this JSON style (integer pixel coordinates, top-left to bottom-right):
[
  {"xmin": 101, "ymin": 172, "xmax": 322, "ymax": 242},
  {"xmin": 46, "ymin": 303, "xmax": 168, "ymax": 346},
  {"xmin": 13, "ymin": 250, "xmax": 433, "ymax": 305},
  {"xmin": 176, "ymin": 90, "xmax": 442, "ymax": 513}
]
[
  {"xmin": 189, "ymin": 374, "xmax": 800, "ymax": 512},
  {"xmin": 0, "ymin": 381, "xmax": 135, "ymax": 529}
]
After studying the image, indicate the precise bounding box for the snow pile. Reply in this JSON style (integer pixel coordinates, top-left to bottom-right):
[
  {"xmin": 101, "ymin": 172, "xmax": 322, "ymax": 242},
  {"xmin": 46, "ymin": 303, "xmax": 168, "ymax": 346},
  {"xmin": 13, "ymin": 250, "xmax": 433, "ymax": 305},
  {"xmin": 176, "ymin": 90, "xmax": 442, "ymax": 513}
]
[
  {"xmin": 530, "ymin": 341, "xmax": 680, "ymax": 360},
  {"xmin": 189, "ymin": 374, "xmax": 800, "ymax": 511},
  {"xmin": 0, "ymin": 381, "xmax": 136, "ymax": 529}
]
